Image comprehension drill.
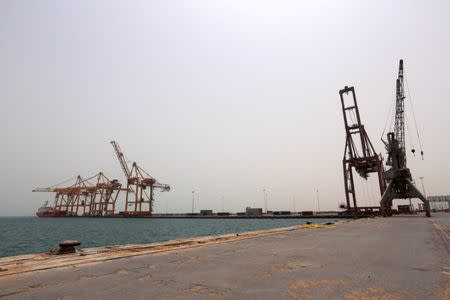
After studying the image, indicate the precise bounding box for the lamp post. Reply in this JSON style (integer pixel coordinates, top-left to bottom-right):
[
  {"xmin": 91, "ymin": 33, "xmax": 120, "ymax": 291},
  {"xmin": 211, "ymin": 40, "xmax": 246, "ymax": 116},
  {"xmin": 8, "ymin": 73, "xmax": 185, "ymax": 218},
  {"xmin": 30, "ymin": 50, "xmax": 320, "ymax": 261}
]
[
  {"xmin": 191, "ymin": 190, "xmax": 195, "ymax": 214},
  {"xmin": 293, "ymin": 195, "xmax": 296, "ymax": 213},
  {"xmin": 316, "ymin": 189, "xmax": 320, "ymax": 212}
]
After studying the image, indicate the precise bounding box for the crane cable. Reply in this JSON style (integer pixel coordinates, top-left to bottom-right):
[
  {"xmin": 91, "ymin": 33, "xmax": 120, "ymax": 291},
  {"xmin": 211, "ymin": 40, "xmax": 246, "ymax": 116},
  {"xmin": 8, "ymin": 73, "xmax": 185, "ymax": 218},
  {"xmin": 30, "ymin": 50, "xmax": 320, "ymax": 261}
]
[
  {"xmin": 381, "ymin": 90, "xmax": 396, "ymax": 140},
  {"xmin": 404, "ymin": 75, "xmax": 424, "ymax": 159},
  {"xmin": 404, "ymin": 112, "xmax": 416, "ymax": 156}
]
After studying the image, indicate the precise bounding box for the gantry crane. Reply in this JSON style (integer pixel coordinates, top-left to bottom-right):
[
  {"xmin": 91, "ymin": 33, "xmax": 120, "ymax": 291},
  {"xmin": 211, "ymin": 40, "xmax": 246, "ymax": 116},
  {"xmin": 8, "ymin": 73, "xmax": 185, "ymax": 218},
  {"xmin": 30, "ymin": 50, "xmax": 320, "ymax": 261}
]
[
  {"xmin": 340, "ymin": 86, "xmax": 386, "ymax": 214},
  {"xmin": 123, "ymin": 162, "xmax": 170, "ymax": 216},
  {"xmin": 33, "ymin": 172, "xmax": 125, "ymax": 216},
  {"xmin": 380, "ymin": 60, "xmax": 431, "ymax": 217},
  {"xmin": 111, "ymin": 141, "xmax": 170, "ymax": 216},
  {"xmin": 86, "ymin": 172, "xmax": 124, "ymax": 216},
  {"xmin": 33, "ymin": 176, "xmax": 86, "ymax": 216}
]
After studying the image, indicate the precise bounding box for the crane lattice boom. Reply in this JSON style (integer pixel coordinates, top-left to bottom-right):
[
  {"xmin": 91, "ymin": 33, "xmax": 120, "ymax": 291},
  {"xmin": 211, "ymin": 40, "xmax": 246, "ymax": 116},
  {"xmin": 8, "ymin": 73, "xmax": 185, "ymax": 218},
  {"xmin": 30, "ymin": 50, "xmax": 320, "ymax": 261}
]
[
  {"xmin": 111, "ymin": 141, "xmax": 131, "ymax": 179},
  {"xmin": 394, "ymin": 59, "xmax": 406, "ymax": 167}
]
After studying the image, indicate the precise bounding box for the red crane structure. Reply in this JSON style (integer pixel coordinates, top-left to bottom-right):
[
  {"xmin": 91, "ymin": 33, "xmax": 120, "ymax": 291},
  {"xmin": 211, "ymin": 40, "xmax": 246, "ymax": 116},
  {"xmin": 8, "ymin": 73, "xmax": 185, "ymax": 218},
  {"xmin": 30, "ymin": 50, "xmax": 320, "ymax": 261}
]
[
  {"xmin": 111, "ymin": 141, "xmax": 170, "ymax": 216},
  {"xmin": 339, "ymin": 86, "xmax": 387, "ymax": 214}
]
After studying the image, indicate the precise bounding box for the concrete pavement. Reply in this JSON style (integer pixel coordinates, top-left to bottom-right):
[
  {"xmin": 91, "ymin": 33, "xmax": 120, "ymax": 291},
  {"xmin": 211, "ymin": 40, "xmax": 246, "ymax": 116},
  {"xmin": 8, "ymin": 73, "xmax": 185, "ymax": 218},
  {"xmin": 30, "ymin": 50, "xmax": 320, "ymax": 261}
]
[{"xmin": 0, "ymin": 214, "xmax": 449, "ymax": 299}]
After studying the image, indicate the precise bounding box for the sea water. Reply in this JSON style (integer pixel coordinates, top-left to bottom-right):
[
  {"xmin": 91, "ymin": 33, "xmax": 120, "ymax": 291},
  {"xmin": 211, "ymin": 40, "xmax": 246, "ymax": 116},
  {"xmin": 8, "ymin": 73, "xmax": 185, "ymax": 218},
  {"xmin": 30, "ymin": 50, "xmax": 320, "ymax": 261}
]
[{"xmin": 0, "ymin": 217, "xmax": 337, "ymax": 257}]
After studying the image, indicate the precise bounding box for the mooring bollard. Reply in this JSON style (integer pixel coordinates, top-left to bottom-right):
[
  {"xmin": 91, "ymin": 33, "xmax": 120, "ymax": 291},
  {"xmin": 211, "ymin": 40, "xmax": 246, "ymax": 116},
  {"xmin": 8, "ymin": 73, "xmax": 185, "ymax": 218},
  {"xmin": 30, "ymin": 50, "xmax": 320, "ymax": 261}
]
[{"xmin": 57, "ymin": 240, "xmax": 81, "ymax": 254}]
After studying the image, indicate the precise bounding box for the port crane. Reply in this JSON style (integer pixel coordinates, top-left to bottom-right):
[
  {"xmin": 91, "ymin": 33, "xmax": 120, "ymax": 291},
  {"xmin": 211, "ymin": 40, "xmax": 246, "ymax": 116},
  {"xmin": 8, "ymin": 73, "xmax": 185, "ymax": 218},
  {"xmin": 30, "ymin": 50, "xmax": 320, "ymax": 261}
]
[
  {"xmin": 33, "ymin": 173, "xmax": 124, "ymax": 216},
  {"xmin": 339, "ymin": 86, "xmax": 386, "ymax": 214},
  {"xmin": 380, "ymin": 60, "xmax": 431, "ymax": 217},
  {"xmin": 33, "ymin": 175, "xmax": 85, "ymax": 215},
  {"xmin": 85, "ymin": 172, "xmax": 123, "ymax": 216},
  {"xmin": 111, "ymin": 141, "xmax": 171, "ymax": 216}
]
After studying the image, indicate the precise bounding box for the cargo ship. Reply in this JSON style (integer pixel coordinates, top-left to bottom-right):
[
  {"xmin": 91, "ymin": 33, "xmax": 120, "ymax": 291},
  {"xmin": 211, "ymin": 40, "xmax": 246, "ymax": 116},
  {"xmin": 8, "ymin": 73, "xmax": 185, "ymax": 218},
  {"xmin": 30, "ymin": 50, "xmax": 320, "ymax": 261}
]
[{"xmin": 36, "ymin": 201, "xmax": 67, "ymax": 217}]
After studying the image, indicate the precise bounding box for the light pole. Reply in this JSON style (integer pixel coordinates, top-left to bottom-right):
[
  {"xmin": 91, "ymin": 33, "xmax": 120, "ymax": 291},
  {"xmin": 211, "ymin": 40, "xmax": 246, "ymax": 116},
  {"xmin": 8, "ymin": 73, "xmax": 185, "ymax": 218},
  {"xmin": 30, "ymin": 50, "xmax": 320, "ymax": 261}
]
[
  {"xmin": 191, "ymin": 190, "xmax": 195, "ymax": 214},
  {"xmin": 263, "ymin": 188, "xmax": 267, "ymax": 213},
  {"xmin": 293, "ymin": 195, "xmax": 296, "ymax": 213},
  {"xmin": 316, "ymin": 189, "xmax": 320, "ymax": 212}
]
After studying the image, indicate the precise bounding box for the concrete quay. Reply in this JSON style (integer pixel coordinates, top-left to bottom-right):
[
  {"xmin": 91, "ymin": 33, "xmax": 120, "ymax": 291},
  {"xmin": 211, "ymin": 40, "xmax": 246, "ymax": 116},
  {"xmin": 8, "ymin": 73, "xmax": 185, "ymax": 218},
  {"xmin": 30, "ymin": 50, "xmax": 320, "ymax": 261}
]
[{"xmin": 0, "ymin": 214, "xmax": 449, "ymax": 299}]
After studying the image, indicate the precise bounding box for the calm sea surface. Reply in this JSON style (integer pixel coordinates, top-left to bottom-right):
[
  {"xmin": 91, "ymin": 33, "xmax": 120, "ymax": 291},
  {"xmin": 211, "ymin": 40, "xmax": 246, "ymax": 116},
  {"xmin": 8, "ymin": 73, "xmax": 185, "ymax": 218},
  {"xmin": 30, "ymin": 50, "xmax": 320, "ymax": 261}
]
[{"xmin": 0, "ymin": 217, "xmax": 337, "ymax": 257}]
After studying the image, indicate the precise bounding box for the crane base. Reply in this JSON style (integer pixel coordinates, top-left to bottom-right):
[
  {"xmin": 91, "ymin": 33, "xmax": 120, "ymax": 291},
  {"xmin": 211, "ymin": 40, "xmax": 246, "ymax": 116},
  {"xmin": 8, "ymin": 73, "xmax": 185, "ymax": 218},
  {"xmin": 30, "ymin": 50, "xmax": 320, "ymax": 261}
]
[{"xmin": 380, "ymin": 178, "xmax": 431, "ymax": 217}]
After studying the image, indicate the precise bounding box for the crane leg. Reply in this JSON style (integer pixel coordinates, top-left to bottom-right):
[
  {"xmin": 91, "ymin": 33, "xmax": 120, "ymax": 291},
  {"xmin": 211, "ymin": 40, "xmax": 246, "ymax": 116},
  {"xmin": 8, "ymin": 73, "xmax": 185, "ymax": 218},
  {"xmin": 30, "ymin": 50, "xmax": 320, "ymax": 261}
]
[{"xmin": 380, "ymin": 179, "xmax": 431, "ymax": 217}]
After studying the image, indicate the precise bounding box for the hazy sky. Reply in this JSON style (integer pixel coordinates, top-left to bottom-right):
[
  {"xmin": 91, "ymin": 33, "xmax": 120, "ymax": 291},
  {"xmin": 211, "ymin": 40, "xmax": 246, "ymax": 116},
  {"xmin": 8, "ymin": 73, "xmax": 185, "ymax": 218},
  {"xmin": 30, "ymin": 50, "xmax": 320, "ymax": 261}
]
[{"xmin": 1, "ymin": 0, "xmax": 449, "ymax": 216}]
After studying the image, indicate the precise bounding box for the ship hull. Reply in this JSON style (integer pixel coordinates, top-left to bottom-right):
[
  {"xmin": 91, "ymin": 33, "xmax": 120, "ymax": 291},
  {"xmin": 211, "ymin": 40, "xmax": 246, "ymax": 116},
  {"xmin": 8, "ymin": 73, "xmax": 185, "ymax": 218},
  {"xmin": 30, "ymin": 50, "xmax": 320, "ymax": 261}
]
[{"xmin": 36, "ymin": 210, "xmax": 68, "ymax": 217}]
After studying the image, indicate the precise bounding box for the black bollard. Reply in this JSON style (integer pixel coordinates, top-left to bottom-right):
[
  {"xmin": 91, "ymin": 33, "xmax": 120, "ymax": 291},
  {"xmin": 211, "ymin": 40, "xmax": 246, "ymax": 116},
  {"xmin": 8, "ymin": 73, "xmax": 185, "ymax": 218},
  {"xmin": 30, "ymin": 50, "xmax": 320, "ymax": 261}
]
[{"xmin": 58, "ymin": 240, "xmax": 81, "ymax": 254}]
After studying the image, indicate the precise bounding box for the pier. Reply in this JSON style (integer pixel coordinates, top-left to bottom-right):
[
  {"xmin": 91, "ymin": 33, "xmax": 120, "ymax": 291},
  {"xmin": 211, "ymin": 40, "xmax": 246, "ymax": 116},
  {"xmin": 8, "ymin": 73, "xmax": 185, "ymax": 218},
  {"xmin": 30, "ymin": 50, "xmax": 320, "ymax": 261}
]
[{"xmin": 1, "ymin": 214, "xmax": 448, "ymax": 299}]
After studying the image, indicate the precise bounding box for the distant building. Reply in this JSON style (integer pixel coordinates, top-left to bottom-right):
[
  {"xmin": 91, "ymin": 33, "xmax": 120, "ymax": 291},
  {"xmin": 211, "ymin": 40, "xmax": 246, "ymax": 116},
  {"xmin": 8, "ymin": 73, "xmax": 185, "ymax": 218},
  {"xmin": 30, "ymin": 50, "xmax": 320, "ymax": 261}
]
[
  {"xmin": 273, "ymin": 211, "xmax": 291, "ymax": 216},
  {"xmin": 200, "ymin": 210, "xmax": 213, "ymax": 216},
  {"xmin": 245, "ymin": 207, "xmax": 263, "ymax": 216},
  {"xmin": 427, "ymin": 195, "xmax": 450, "ymax": 211}
]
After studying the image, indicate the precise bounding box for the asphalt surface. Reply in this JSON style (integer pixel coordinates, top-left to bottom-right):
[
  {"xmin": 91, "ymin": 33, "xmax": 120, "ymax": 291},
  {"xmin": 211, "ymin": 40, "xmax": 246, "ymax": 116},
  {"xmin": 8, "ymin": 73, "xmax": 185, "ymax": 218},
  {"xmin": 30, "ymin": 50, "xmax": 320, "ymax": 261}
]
[{"xmin": 0, "ymin": 213, "xmax": 449, "ymax": 300}]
